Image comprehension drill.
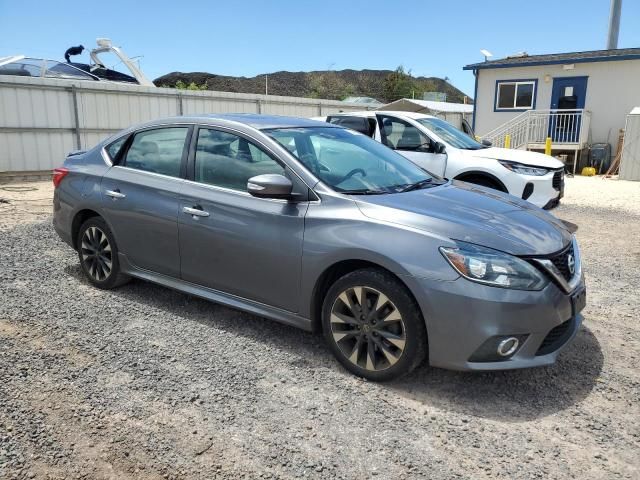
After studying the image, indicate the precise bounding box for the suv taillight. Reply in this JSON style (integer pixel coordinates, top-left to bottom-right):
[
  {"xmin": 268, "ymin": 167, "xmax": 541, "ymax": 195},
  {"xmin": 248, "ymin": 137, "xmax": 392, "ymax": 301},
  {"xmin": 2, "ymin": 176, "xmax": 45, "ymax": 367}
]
[{"xmin": 52, "ymin": 168, "xmax": 69, "ymax": 188}]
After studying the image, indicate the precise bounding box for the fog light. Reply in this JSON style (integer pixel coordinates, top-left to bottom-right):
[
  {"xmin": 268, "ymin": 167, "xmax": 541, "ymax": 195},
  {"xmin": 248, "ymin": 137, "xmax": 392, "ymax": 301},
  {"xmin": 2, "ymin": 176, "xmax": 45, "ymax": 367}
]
[{"xmin": 497, "ymin": 337, "xmax": 519, "ymax": 357}]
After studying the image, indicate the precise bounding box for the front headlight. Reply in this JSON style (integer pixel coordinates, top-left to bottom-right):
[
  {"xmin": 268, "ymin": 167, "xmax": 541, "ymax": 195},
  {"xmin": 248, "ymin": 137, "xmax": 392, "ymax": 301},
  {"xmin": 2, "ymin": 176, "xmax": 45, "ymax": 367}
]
[
  {"xmin": 498, "ymin": 160, "xmax": 549, "ymax": 176},
  {"xmin": 440, "ymin": 242, "xmax": 548, "ymax": 290}
]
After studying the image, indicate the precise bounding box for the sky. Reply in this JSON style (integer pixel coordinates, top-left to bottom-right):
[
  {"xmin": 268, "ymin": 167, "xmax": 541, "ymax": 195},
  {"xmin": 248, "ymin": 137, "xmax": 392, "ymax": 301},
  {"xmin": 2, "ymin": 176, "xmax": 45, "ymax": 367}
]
[{"xmin": 1, "ymin": 0, "xmax": 639, "ymax": 97}]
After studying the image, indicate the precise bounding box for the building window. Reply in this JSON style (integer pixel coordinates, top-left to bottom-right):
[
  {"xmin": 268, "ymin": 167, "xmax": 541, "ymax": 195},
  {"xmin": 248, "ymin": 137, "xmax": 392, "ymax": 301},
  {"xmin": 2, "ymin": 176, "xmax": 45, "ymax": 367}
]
[{"xmin": 495, "ymin": 80, "xmax": 536, "ymax": 110}]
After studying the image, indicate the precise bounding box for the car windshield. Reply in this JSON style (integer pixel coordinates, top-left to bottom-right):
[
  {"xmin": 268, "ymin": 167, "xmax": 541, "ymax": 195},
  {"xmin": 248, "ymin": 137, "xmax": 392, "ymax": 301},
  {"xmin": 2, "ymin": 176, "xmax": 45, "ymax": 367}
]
[
  {"xmin": 415, "ymin": 117, "xmax": 487, "ymax": 150},
  {"xmin": 266, "ymin": 127, "xmax": 435, "ymax": 194}
]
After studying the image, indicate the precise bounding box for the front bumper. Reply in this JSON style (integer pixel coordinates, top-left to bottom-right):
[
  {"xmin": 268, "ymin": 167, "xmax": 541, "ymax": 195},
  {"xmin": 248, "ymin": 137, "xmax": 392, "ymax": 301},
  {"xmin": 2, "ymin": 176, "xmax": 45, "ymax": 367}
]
[
  {"xmin": 501, "ymin": 168, "xmax": 563, "ymax": 209},
  {"xmin": 411, "ymin": 274, "xmax": 585, "ymax": 371}
]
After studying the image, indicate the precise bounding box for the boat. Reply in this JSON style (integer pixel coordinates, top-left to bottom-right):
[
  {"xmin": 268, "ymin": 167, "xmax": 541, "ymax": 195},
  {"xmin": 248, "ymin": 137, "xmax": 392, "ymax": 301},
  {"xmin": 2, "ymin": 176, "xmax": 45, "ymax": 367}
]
[{"xmin": 0, "ymin": 38, "xmax": 154, "ymax": 87}]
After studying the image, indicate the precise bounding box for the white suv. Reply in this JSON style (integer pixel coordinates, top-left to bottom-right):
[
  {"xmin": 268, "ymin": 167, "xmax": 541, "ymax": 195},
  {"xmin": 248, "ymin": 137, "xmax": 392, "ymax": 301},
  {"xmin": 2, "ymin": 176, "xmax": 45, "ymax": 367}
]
[{"xmin": 322, "ymin": 111, "xmax": 565, "ymax": 209}]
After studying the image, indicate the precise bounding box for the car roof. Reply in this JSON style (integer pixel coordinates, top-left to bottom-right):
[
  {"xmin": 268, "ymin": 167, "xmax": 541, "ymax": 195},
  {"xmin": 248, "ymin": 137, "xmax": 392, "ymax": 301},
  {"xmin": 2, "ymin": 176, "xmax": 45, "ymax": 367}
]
[
  {"xmin": 384, "ymin": 111, "xmax": 437, "ymax": 120},
  {"xmin": 328, "ymin": 111, "xmax": 437, "ymax": 120},
  {"xmin": 175, "ymin": 113, "xmax": 337, "ymax": 130}
]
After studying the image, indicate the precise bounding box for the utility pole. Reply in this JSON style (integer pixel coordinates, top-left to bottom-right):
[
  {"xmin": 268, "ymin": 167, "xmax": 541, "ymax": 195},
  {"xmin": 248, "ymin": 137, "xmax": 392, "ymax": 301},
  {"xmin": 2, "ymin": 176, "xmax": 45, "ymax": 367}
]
[
  {"xmin": 265, "ymin": 74, "xmax": 268, "ymax": 96},
  {"xmin": 607, "ymin": 0, "xmax": 622, "ymax": 49}
]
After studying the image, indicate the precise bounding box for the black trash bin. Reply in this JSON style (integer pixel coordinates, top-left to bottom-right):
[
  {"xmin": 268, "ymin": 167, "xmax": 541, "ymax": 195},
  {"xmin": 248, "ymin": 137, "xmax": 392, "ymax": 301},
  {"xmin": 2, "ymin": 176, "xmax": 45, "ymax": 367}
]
[{"xmin": 589, "ymin": 143, "xmax": 611, "ymax": 174}]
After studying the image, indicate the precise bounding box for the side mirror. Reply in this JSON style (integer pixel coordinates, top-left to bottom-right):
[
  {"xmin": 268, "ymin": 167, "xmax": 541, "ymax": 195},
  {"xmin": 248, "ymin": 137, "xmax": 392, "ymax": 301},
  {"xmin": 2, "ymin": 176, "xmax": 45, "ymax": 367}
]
[
  {"xmin": 434, "ymin": 142, "xmax": 446, "ymax": 154},
  {"xmin": 481, "ymin": 139, "xmax": 492, "ymax": 147},
  {"xmin": 247, "ymin": 174, "xmax": 294, "ymax": 199}
]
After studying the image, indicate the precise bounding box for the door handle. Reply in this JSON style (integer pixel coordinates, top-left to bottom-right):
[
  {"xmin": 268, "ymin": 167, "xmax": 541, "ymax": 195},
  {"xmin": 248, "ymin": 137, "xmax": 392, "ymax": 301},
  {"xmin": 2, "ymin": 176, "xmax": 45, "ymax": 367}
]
[
  {"xmin": 183, "ymin": 206, "xmax": 210, "ymax": 218},
  {"xmin": 105, "ymin": 189, "xmax": 126, "ymax": 199}
]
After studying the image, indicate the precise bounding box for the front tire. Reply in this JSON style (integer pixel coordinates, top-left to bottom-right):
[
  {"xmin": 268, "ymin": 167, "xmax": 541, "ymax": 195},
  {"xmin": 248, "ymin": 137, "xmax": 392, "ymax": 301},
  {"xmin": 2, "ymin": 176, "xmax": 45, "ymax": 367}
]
[
  {"xmin": 77, "ymin": 217, "xmax": 129, "ymax": 289},
  {"xmin": 321, "ymin": 268, "xmax": 427, "ymax": 381},
  {"xmin": 457, "ymin": 175, "xmax": 505, "ymax": 192}
]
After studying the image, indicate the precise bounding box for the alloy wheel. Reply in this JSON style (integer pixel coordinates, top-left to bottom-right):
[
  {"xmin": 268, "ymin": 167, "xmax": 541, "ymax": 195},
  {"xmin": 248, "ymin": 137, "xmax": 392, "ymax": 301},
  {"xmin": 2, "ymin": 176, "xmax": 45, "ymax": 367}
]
[
  {"xmin": 330, "ymin": 286, "xmax": 406, "ymax": 371},
  {"xmin": 80, "ymin": 226, "xmax": 112, "ymax": 281}
]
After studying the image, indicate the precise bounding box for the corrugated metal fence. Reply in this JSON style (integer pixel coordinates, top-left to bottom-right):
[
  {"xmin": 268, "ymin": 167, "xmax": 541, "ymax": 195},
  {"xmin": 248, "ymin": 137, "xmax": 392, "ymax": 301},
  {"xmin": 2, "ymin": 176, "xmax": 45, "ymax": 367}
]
[{"xmin": 0, "ymin": 75, "xmax": 372, "ymax": 175}]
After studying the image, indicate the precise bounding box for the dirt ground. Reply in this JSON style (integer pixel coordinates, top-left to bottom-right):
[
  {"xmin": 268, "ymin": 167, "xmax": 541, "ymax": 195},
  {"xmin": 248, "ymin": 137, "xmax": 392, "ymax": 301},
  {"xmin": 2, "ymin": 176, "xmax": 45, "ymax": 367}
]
[
  {"xmin": 0, "ymin": 176, "xmax": 639, "ymax": 479},
  {"xmin": 0, "ymin": 183, "xmax": 54, "ymax": 229}
]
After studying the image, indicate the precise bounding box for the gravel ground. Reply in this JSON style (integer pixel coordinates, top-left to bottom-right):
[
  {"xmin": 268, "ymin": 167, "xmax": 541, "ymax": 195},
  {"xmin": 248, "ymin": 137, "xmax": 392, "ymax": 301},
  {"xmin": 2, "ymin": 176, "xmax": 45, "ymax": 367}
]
[{"xmin": 0, "ymin": 177, "xmax": 639, "ymax": 479}]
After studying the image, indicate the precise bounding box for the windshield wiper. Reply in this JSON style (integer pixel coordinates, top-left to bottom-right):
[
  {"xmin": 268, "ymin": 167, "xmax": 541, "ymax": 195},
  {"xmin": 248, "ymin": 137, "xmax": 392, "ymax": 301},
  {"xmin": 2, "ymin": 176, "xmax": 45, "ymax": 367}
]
[
  {"xmin": 339, "ymin": 189, "xmax": 388, "ymax": 195},
  {"xmin": 398, "ymin": 178, "xmax": 434, "ymax": 192}
]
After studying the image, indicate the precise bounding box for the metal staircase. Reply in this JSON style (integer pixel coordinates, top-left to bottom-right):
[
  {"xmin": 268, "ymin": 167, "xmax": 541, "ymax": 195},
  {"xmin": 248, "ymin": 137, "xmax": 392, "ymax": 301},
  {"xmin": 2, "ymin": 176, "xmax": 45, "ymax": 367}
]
[{"xmin": 482, "ymin": 109, "xmax": 591, "ymax": 152}]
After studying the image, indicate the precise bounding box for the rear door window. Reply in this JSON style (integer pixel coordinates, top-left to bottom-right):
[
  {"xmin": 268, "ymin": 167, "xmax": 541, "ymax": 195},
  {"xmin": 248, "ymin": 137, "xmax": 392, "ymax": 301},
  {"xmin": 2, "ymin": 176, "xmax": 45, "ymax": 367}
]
[
  {"xmin": 327, "ymin": 116, "xmax": 374, "ymax": 137},
  {"xmin": 123, "ymin": 127, "xmax": 189, "ymax": 178}
]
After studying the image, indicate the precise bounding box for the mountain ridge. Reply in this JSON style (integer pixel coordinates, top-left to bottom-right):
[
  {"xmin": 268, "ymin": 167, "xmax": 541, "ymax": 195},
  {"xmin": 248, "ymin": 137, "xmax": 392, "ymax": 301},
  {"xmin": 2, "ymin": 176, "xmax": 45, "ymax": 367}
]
[{"xmin": 154, "ymin": 68, "xmax": 471, "ymax": 104}]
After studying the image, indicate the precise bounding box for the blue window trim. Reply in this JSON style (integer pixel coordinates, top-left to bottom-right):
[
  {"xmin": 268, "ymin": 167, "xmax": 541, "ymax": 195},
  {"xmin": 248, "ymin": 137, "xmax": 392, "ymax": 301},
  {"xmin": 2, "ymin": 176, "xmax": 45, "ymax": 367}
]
[
  {"xmin": 472, "ymin": 70, "xmax": 478, "ymax": 131},
  {"xmin": 494, "ymin": 78, "xmax": 538, "ymax": 112},
  {"xmin": 463, "ymin": 53, "xmax": 640, "ymax": 70}
]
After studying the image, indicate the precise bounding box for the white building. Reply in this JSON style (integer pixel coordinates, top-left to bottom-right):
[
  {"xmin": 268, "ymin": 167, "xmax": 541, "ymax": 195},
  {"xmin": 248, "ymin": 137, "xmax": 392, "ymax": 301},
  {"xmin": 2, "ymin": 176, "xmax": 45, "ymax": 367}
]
[{"xmin": 464, "ymin": 48, "xmax": 640, "ymax": 168}]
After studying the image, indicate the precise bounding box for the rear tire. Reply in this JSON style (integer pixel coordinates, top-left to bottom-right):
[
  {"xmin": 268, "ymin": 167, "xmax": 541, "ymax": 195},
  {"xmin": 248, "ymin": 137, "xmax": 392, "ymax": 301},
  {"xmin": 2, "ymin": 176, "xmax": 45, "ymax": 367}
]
[
  {"xmin": 321, "ymin": 268, "xmax": 427, "ymax": 381},
  {"xmin": 77, "ymin": 217, "xmax": 130, "ymax": 290}
]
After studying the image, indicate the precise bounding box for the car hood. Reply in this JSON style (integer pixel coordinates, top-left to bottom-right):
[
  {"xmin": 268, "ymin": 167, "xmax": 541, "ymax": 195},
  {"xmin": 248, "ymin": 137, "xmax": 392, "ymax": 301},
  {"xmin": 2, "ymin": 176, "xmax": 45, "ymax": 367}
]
[
  {"xmin": 355, "ymin": 181, "xmax": 571, "ymax": 255},
  {"xmin": 466, "ymin": 147, "xmax": 564, "ymax": 169}
]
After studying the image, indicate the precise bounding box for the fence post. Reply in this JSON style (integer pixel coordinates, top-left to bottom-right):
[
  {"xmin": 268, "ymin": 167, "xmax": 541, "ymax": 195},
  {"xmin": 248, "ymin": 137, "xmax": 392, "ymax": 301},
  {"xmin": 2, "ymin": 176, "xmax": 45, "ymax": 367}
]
[
  {"xmin": 545, "ymin": 137, "xmax": 552, "ymax": 156},
  {"xmin": 177, "ymin": 92, "xmax": 184, "ymax": 115},
  {"xmin": 70, "ymin": 85, "xmax": 82, "ymax": 150}
]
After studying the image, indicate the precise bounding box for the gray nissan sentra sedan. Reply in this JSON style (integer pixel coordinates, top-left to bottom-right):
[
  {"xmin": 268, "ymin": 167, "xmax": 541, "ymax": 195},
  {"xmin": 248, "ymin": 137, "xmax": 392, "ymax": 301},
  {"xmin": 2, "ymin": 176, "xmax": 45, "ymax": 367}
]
[{"xmin": 53, "ymin": 114, "xmax": 586, "ymax": 381}]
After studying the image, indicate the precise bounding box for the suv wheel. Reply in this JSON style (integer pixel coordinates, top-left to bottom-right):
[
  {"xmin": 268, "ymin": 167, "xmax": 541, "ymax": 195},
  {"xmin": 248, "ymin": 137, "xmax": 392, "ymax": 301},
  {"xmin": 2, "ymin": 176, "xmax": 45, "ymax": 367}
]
[
  {"xmin": 77, "ymin": 217, "xmax": 129, "ymax": 289},
  {"xmin": 322, "ymin": 268, "xmax": 427, "ymax": 381}
]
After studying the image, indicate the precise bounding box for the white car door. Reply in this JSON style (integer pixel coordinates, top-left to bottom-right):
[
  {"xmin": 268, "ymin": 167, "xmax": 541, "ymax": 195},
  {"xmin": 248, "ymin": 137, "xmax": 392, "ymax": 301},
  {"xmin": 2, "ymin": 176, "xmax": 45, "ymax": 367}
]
[{"xmin": 374, "ymin": 114, "xmax": 447, "ymax": 177}]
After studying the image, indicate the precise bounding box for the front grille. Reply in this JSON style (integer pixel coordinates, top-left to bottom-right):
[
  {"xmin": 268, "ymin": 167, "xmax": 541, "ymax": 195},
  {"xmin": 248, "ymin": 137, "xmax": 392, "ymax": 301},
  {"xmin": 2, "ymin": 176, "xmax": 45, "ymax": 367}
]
[
  {"xmin": 536, "ymin": 318, "xmax": 574, "ymax": 356},
  {"xmin": 552, "ymin": 170, "xmax": 563, "ymax": 191},
  {"xmin": 550, "ymin": 243, "xmax": 574, "ymax": 281}
]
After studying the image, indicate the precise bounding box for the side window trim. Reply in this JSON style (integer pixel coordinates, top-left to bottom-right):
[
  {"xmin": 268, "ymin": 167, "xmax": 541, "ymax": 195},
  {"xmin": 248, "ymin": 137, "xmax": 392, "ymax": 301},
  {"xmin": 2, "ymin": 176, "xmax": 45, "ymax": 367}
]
[
  {"xmin": 187, "ymin": 125, "xmax": 290, "ymax": 182},
  {"xmin": 119, "ymin": 124, "xmax": 193, "ymax": 179},
  {"xmin": 104, "ymin": 133, "xmax": 132, "ymax": 165},
  {"xmin": 187, "ymin": 124, "xmax": 316, "ymax": 202},
  {"xmin": 189, "ymin": 125, "xmax": 287, "ymax": 191}
]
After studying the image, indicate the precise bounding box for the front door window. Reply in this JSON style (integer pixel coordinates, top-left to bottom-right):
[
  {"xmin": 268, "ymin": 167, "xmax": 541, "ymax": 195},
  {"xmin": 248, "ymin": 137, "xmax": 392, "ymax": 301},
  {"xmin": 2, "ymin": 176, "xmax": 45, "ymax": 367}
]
[
  {"xmin": 377, "ymin": 116, "xmax": 430, "ymax": 152},
  {"xmin": 194, "ymin": 128, "xmax": 285, "ymax": 191}
]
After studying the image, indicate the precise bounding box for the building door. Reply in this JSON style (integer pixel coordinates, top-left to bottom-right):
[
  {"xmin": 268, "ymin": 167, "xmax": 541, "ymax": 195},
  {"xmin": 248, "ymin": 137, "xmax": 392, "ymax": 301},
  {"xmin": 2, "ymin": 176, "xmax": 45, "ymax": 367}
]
[{"xmin": 549, "ymin": 76, "xmax": 588, "ymax": 143}]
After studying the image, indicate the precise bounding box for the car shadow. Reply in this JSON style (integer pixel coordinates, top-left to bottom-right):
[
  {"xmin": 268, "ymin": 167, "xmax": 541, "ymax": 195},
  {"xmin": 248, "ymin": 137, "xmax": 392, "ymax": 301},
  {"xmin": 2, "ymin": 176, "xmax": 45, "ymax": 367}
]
[
  {"xmin": 387, "ymin": 325, "xmax": 603, "ymax": 421},
  {"xmin": 64, "ymin": 264, "xmax": 603, "ymax": 422}
]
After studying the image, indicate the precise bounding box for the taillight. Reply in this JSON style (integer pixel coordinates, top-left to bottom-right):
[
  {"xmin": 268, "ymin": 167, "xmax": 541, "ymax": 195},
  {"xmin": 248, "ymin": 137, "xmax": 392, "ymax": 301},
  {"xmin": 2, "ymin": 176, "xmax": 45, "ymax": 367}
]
[{"xmin": 52, "ymin": 167, "xmax": 69, "ymax": 188}]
